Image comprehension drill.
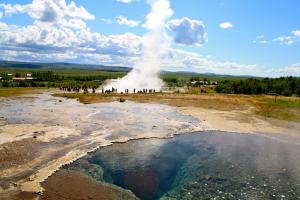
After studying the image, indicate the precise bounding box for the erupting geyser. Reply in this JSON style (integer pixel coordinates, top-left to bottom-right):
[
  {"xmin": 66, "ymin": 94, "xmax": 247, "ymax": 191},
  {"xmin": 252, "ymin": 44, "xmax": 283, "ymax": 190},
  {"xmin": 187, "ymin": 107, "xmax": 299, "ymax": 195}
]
[{"xmin": 104, "ymin": 0, "xmax": 173, "ymax": 93}]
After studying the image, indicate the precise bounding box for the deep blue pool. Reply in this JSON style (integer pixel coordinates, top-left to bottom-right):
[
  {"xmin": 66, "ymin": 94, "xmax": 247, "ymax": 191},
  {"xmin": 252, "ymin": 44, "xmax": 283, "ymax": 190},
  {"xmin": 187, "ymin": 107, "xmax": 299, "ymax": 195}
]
[{"xmin": 65, "ymin": 131, "xmax": 300, "ymax": 200}]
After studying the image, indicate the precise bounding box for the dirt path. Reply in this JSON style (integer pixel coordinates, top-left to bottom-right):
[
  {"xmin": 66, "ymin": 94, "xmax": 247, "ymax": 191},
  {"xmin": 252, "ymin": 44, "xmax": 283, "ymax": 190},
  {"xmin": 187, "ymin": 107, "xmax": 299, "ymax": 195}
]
[{"xmin": 180, "ymin": 106, "xmax": 300, "ymax": 136}]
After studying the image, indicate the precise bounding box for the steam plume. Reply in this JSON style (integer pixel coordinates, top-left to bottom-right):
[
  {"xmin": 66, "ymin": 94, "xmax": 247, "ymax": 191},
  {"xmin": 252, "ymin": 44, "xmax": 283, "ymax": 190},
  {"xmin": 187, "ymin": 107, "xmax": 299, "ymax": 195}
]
[{"xmin": 104, "ymin": 0, "xmax": 173, "ymax": 92}]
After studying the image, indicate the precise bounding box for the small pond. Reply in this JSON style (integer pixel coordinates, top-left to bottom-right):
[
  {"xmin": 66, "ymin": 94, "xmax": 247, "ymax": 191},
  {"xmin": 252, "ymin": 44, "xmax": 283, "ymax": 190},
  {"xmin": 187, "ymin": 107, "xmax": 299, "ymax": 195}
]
[{"xmin": 65, "ymin": 131, "xmax": 300, "ymax": 200}]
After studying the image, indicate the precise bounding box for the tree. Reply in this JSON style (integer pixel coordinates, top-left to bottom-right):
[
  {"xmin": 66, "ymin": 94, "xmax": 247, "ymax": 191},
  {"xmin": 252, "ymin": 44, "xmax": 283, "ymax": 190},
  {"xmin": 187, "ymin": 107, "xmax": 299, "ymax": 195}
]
[
  {"xmin": 2, "ymin": 81, "xmax": 9, "ymax": 87},
  {"xmin": 215, "ymin": 77, "xmax": 300, "ymax": 96}
]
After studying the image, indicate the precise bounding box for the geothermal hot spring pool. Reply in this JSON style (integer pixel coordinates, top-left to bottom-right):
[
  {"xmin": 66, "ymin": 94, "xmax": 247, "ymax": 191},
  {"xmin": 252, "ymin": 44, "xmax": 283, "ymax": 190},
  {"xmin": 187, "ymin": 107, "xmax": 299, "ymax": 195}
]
[
  {"xmin": 1, "ymin": 93, "xmax": 300, "ymax": 200},
  {"xmin": 65, "ymin": 131, "xmax": 300, "ymax": 200}
]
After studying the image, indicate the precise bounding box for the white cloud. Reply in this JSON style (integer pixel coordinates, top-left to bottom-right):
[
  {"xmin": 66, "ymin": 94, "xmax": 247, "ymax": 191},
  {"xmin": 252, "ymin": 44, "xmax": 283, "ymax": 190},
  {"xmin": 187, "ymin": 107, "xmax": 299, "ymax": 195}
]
[
  {"xmin": 167, "ymin": 17, "xmax": 208, "ymax": 46},
  {"xmin": 0, "ymin": 24, "xmax": 142, "ymax": 63},
  {"xmin": 116, "ymin": 15, "xmax": 140, "ymax": 27},
  {"xmin": 163, "ymin": 49, "xmax": 259, "ymax": 75},
  {"xmin": 117, "ymin": 0, "xmax": 133, "ymax": 3},
  {"xmin": 292, "ymin": 30, "xmax": 300, "ymax": 38},
  {"xmin": 0, "ymin": 0, "xmax": 95, "ymax": 23},
  {"xmin": 219, "ymin": 22, "xmax": 233, "ymax": 29},
  {"xmin": 256, "ymin": 35, "xmax": 264, "ymax": 39},
  {"xmin": 165, "ymin": 49, "xmax": 300, "ymax": 77},
  {"xmin": 274, "ymin": 36, "xmax": 295, "ymax": 45},
  {"xmin": 274, "ymin": 30, "xmax": 300, "ymax": 45},
  {"xmin": 0, "ymin": 22, "xmax": 9, "ymax": 30},
  {"xmin": 0, "ymin": 4, "xmax": 21, "ymax": 16},
  {"xmin": 253, "ymin": 35, "xmax": 268, "ymax": 44},
  {"xmin": 267, "ymin": 63, "xmax": 300, "ymax": 77},
  {"xmin": 101, "ymin": 18, "xmax": 113, "ymax": 24},
  {"xmin": 0, "ymin": 0, "xmax": 142, "ymax": 64},
  {"xmin": 258, "ymin": 40, "xmax": 268, "ymax": 44}
]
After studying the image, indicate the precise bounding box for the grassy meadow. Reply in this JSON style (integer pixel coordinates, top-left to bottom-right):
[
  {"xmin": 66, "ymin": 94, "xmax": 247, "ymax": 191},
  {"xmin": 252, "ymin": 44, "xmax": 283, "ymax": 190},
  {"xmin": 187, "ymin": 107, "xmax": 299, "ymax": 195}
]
[{"xmin": 0, "ymin": 87, "xmax": 45, "ymax": 97}]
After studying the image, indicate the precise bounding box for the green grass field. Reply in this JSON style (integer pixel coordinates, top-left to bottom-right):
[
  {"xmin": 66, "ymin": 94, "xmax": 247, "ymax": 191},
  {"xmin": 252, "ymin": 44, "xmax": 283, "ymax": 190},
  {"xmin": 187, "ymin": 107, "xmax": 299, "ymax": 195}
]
[
  {"xmin": 254, "ymin": 96, "xmax": 300, "ymax": 121},
  {"xmin": 0, "ymin": 87, "xmax": 45, "ymax": 97}
]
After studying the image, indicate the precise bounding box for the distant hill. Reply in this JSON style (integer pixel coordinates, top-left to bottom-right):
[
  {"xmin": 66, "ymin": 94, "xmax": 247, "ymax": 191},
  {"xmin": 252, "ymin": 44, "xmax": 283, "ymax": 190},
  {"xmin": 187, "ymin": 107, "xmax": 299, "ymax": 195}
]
[
  {"xmin": 0, "ymin": 60, "xmax": 257, "ymax": 80},
  {"xmin": 0, "ymin": 60, "xmax": 132, "ymax": 72},
  {"xmin": 161, "ymin": 70, "xmax": 257, "ymax": 79}
]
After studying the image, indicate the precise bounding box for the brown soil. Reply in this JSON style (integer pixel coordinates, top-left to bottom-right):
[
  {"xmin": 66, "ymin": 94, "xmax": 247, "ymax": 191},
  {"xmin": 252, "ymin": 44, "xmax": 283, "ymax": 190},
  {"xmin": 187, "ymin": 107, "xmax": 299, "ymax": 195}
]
[
  {"xmin": 40, "ymin": 170, "xmax": 138, "ymax": 200},
  {"xmin": 0, "ymin": 138, "xmax": 40, "ymax": 171},
  {"xmin": 0, "ymin": 191, "xmax": 38, "ymax": 200}
]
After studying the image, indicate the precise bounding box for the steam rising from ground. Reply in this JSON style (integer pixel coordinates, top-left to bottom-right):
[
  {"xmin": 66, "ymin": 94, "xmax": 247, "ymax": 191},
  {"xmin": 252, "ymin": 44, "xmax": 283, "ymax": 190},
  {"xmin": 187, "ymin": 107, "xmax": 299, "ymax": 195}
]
[{"xmin": 104, "ymin": 0, "xmax": 173, "ymax": 92}]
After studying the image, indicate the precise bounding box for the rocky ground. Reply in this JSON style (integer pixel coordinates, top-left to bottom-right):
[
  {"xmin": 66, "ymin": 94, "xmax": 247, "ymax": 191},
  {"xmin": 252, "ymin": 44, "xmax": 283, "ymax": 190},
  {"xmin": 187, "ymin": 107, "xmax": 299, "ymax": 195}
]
[{"xmin": 0, "ymin": 92, "xmax": 203, "ymax": 199}]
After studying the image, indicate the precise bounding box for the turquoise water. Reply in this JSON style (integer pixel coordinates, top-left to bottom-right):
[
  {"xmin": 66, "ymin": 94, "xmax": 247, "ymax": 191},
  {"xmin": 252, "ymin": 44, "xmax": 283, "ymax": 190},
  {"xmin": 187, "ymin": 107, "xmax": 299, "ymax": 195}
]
[{"xmin": 65, "ymin": 131, "xmax": 300, "ymax": 200}]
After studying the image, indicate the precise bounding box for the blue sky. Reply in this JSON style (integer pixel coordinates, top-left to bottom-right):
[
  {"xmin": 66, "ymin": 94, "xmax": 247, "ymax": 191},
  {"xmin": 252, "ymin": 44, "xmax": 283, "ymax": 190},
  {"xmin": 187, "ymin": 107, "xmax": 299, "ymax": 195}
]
[{"xmin": 0, "ymin": 0, "xmax": 299, "ymax": 76}]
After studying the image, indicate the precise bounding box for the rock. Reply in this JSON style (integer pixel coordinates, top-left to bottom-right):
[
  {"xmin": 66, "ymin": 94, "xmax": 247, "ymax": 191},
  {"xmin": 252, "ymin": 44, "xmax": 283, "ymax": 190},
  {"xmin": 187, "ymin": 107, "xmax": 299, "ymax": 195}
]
[
  {"xmin": 119, "ymin": 98, "xmax": 126, "ymax": 103},
  {"xmin": 190, "ymin": 181, "xmax": 199, "ymax": 188}
]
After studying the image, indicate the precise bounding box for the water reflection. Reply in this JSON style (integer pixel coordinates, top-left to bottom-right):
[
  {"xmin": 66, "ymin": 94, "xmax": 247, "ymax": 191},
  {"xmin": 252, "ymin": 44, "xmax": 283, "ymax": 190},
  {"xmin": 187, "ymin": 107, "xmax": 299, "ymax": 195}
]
[{"xmin": 66, "ymin": 131, "xmax": 300, "ymax": 200}]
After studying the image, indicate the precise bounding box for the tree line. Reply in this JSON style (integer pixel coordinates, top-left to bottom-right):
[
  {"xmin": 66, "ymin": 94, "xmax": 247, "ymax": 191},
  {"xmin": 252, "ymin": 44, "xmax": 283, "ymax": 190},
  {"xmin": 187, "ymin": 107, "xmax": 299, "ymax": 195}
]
[
  {"xmin": 0, "ymin": 71, "xmax": 122, "ymax": 89},
  {"xmin": 215, "ymin": 77, "xmax": 300, "ymax": 96}
]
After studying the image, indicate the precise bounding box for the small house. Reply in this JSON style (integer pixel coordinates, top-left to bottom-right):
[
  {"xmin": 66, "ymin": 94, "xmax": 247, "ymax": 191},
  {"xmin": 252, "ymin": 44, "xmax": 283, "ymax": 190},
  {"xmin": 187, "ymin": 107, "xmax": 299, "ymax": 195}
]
[{"xmin": 12, "ymin": 77, "xmax": 26, "ymax": 81}]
